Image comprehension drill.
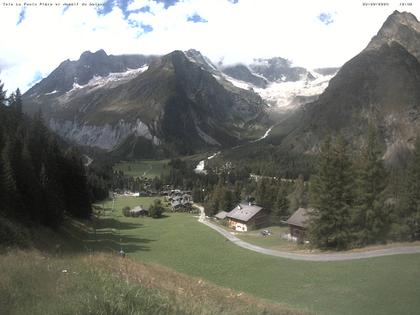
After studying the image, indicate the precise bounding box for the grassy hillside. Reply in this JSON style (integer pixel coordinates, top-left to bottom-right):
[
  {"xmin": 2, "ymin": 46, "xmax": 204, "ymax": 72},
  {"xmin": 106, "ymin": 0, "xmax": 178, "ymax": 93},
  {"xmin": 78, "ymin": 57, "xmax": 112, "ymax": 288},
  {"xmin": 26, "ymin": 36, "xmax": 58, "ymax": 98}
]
[
  {"xmin": 68, "ymin": 196, "xmax": 420, "ymax": 315},
  {"xmin": 114, "ymin": 159, "xmax": 170, "ymax": 179},
  {"xmin": 3, "ymin": 195, "xmax": 420, "ymax": 314},
  {"xmin": 0, "ymin": 250, "xmax": 304, "ymax": 315}
]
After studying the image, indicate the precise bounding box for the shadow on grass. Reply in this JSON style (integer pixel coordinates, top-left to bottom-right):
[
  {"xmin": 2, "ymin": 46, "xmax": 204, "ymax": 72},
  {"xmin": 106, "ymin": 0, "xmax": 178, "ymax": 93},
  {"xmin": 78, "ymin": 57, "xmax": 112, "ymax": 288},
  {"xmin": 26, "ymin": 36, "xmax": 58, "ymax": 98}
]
[
  {"xmin": 84, "ymin": 235, "xmax": 154, "ymax": 253},
  {"xmin": 150, "ymin": 214, "xmax": 170, "ymax": 219},
  {"xmin": 96, "ymin": 218, "xmax": 144, "ymax": 230},
  {"xmin": 34, "ymin": 216, "xmax": 155, "ymax": 256}
]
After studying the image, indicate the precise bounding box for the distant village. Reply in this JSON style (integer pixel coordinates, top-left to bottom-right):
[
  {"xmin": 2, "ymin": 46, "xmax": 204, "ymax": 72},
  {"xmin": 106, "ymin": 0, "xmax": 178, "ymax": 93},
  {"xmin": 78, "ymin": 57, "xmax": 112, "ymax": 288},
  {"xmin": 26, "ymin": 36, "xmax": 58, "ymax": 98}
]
[
  {"xmin": 114, "ymin": 185, "xmax": 194, "ymax": 212},
  {"xmin": 115, "ymin": 184, "xmax": 309, "ymax": 243}
]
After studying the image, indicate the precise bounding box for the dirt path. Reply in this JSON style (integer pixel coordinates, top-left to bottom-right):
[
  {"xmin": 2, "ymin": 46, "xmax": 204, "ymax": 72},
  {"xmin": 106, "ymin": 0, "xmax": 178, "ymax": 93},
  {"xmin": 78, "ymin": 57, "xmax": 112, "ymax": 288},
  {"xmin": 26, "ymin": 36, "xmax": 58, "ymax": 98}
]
[{"xmin": 194, "ymin": 205, "xmax": 420, "ymax": 262}]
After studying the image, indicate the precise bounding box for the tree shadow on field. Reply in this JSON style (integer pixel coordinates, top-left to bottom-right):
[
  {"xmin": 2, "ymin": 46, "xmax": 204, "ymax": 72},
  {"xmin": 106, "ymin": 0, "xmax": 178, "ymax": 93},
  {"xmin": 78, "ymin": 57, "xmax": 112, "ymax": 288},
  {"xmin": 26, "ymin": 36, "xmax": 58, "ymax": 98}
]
[
  {"xmin": 152, "ymin": 214, "xmax": 170, "ymax": 219},
  {"xmin": 97, "ymin": 218, "xmax": 144, "ymax": 230},
  {"xmin": 35, "ymin": 216, "xmax": 156, "ymax": 256}
]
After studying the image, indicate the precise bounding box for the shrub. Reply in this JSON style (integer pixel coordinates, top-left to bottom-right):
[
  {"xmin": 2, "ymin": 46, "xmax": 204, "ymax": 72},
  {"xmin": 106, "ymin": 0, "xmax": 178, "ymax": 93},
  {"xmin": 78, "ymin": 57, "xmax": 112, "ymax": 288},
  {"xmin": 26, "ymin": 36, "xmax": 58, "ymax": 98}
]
[
  {"xmin": 0, "ymin": 217, "xmax": 31, "ymax": 247},
  {"xmin": 122, "ymin": 206, "xmax": 131, "ymax": 217},
  {"xmin": 149, "ymin": 199, "xmax": 165, "ymax": 218}
]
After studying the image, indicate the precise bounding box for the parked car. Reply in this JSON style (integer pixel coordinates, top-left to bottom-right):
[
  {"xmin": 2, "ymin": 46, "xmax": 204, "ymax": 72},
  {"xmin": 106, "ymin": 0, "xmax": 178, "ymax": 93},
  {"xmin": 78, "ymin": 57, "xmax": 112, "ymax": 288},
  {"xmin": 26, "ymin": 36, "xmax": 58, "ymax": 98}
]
[{"xmin": 261, "ymin": 229, "xmax": 272, "ymax": 237}]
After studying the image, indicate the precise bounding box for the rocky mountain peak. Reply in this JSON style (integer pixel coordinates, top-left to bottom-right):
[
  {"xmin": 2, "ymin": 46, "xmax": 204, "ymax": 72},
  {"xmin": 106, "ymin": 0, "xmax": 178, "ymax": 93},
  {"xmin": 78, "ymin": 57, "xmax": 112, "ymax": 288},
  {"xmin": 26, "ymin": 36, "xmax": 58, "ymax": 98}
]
[
  {"xmin": 386, "ymin": 10, "xmax": 420, "ymax": 30},
  {"xmin": 367, "ymin": 10, "xmax": 420, "ymax": 61},
  {"xmin": 79, "ymin": 49, "xmax": 108, "ymax": 61}
]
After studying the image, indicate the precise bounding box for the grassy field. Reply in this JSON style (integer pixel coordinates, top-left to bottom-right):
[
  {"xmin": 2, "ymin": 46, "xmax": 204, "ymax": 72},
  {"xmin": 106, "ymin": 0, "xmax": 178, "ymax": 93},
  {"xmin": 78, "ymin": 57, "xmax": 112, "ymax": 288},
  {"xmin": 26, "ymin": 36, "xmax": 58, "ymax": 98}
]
[
  {"xmin": 114, "ymin": 153, "xmax": 208, "ymax": 179},
  {"xmin": 61, "ymin": 196, "xmax": 420, "ymax": 315},
  {"xmin": 0, "ymin": 250, "xmax": 304, "ymax": 315},
  {"xmin": 114, "ymin": 159, "xmax": 170, "ymax": 179}
]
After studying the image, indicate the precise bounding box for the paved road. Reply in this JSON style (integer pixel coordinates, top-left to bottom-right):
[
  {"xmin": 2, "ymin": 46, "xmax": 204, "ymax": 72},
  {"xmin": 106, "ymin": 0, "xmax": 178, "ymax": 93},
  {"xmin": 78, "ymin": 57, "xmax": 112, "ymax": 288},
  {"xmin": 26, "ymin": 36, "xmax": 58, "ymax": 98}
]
[{"xmin": 194, "ymin": 205, "xmax": 420, "ymax": 262}]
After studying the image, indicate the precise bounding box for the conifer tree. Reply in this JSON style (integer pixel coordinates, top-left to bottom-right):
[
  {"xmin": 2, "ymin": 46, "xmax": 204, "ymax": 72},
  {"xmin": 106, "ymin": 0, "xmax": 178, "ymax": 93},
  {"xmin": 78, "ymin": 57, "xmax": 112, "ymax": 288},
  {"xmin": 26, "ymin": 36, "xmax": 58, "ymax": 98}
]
[
  {"xmin": 0, "ymin": 80, "xmax": 6, "ymax": 106},
  {"xmin": 9, "ymin": 88, "xmax": 22, "ymax": 115},
  {"xmin": 308, "ymin": 135, "xmax": 354, "ymax": 250},
  {"xmin": 1, "ymin": 138, "xmax": 21, "ymax": 216},
  {"xmin": 290, "ymin": 174, "xmax": 307, "ymax": 211},
  {"xmin": 353, "ymin": 126, "xmax": 388, "ymax": 245},
  {"xmin": 403, "ymin": 137, "xmax": 420, "ymax": 240},
  {"xmin": 271, "ymin": 185, "xmax": 290, "ymax": 223}
]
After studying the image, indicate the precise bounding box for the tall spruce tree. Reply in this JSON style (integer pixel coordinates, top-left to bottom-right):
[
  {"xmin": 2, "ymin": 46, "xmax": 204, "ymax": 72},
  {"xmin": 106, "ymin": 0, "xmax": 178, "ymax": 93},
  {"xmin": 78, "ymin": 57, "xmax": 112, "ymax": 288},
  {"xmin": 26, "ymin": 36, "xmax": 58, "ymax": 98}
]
[
  {"xmin": 290, "ymin": 174, "xmax": 307, "ymax": 211},
  {"xmin": 308, "ymin": 135, "xmax": 354, "ymax": 250},
  {"xmin": 1, "ymin": 137, "xmax": 22, "ymax": 217},
  {"xmin": 9, "ymin": 88, "xmax": 22, "ymax": 115},
  {"xmin": 403, "ymin": 137, "xmax": 420, "ymax": 240},
  {"xmin": 273, "ymin": 185, "xmax": 290, "ymax": 222},
  {"xmin": 0, "ymin": 80, "xmax": 6, "ymax": 106},
  {"xmin": 353, "ymin": 126, "xmax": 388, "ymax": 245}
]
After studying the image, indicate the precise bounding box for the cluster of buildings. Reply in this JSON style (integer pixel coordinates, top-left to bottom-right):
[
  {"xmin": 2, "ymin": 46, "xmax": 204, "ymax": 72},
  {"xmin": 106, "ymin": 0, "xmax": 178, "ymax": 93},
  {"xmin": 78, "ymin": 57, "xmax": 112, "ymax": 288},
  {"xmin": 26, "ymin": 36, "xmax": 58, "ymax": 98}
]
[
  {"xmin": 164, "ymin": 189, "xmax": 193, "ymax": 212},
  {"xmin": 215, "ymin": 204, "xmax": 311, "ymax": 241}
]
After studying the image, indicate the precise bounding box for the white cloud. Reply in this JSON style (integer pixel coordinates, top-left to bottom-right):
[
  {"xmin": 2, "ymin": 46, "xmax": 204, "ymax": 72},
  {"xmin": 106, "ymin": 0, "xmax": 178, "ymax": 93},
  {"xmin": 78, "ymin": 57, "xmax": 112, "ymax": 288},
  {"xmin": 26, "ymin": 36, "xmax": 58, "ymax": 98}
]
[{"xmin": 0, "ymin": 0, "xmax": 420, "ymax": 92}]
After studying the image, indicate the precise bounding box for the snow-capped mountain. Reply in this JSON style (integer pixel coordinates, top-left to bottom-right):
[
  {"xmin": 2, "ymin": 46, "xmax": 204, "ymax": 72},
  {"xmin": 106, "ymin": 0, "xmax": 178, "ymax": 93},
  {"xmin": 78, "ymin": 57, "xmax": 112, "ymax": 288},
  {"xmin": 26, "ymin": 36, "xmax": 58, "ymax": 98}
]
[
  {"xmin": 23, "ymin": 49, "xmax": 269, "ymax": 158},
  {"xmin": 220, "ymin": 59, "xmax": 338, "ymax": 112}
]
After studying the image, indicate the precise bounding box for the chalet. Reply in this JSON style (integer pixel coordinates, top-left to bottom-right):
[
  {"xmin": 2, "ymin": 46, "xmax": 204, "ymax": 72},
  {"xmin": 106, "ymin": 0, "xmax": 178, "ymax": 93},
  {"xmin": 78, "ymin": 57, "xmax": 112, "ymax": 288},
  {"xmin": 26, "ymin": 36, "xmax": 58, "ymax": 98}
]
[
  {"xmin": 215, "ymin": 211, "xmax": 228, "ymax": 220},
  {"xmin": 226, "ymin": 203, "xmax": 266, "ymax": 232},
  {"xmin": 171, "ymin": 199, "xmax": 193, "ymax": 211},
  {"xmin": 130, "ymin": 205, "xmax": 149, "ymax": 217},
  {"xmin": 286, "ymin": 207, "xmax": 312, "ymax": 240}
]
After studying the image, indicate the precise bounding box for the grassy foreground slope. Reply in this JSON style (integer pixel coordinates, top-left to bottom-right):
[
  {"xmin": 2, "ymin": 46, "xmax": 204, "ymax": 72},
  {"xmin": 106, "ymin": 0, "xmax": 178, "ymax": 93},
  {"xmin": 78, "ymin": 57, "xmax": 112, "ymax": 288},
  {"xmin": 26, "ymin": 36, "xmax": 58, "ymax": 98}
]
[
  {"xmin": 77, "ymin": 196, "xmax": 420, "ymax": 315},
  {"xmin": 0, "ymin": 249, "xmax": 304, "ymax": 315}
]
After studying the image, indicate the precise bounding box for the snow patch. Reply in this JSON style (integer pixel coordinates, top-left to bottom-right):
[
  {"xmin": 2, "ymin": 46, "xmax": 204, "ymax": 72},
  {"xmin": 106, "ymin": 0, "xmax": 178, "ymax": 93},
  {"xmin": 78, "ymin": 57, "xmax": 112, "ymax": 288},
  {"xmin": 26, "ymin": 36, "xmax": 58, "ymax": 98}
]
[
  {"xmin": 222, "ymin": 74, "xmax": 253, "ymax": 90},
  {"xmin": 252, "ymin": 125, "xmax": 274, "ymax": 142},
  {"xmin": 255, "ymin": 73, "xmax": 334, "ymax": 112},
  {"xmin": 194, "ymin": 152, "xmax": 220, "ymax": 174},
  {"xmin": 66, "ymin": 66, "xmax": 148, "ymax": 94},
  {"xmin": 45, "ymin": 90, "xmax": 58, "ymax": 95}
]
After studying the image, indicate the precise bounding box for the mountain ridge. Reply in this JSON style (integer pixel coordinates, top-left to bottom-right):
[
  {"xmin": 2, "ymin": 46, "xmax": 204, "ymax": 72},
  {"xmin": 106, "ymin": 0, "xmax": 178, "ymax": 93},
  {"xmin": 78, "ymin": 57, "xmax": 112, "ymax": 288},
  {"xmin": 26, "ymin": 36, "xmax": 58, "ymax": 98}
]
[
  {"xmin": 220, "ymin": 10, "xmax": 420, "ymax": 175},
  {"xmin": 22, "ymin": 49, "xmax": 270, "ymax": 157}
]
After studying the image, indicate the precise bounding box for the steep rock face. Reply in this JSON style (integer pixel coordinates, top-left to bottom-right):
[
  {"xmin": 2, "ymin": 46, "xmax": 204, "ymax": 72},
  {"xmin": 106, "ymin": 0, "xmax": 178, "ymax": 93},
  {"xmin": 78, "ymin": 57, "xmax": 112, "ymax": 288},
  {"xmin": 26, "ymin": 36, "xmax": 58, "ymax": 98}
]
[
  {"xmin": 48, "ymin": 118, "xmax": 159, "ymax": 150},
  {"xmin": 222, "ymin": 64, "xmax": 268, "ymax": 88},
  {"xmin": 23, "ymin": 49, "xmax": 269, "ymax": 156},
  {"xmin": 269, "ymin": 11, "xmax": 420, "ymax": 163},
  {"xmin": 249, "ymin": 57, "xmax": 315, "ymax": 82},
  {"xmin": 367, "ymin": 10, "xmax": 420, "ymax": 62}
]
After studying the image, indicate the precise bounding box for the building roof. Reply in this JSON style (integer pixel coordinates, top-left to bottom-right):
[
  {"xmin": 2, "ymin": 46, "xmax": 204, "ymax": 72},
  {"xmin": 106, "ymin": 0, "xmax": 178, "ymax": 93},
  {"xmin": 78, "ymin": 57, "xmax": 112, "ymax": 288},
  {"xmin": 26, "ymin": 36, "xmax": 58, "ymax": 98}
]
[
  {"xmin": 215, "ymin": 211, "xmax": 228, "ymax": 219},
  {"xmin": 226, "ymin": 203, "xmax": 263, "ymax": 222},
  {"xmin": 171, "ymin": 200, "xmax": 182, "ymax": 207},
  {"xmin": 130, "ymin": 205, "xmax": 147, "ymax": 213},
  {"xmin": 286, "ymin": 208, "xmax": 312, "ymax": 228}
]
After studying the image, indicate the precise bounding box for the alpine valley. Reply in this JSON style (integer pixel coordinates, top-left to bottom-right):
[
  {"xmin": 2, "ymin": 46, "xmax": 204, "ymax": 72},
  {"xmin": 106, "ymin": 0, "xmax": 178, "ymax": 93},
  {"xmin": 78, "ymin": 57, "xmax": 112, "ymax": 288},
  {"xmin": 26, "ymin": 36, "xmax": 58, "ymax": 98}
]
[
  {"xmin": 22, "ymin": 47, "xmax": 335, "ymax": 159},
  {"xmin": 22, "ymin": 10, "xmax": 420, "ymax": 175}
]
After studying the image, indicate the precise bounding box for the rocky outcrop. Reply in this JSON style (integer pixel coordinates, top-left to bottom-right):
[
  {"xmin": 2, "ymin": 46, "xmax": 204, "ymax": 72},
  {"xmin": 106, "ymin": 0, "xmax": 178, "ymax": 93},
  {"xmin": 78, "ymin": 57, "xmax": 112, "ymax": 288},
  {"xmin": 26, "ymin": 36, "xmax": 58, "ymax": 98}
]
[
  {"xmin": 48, "ymin": 118, "xmax": 160, "ymax": 150},
  {"xmin": 266, "ymin": 11, "xmax": 420, "ymax": 164}
]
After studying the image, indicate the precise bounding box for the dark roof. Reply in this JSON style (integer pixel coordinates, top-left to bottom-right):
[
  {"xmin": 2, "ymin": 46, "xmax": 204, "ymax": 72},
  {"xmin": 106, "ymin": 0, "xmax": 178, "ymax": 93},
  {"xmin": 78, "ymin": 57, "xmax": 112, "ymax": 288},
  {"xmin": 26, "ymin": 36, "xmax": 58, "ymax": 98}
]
[
  {"xmin": 286, "ymin": 208, "xmax": 312, "ymax": 228},
  {"xmin": 215, "ymin": 211, "xmax": 228, "ymax": 219},
  {"xmin": 130, "ymin": 205, "xmax": 147, "ymax": 213},
  {"xmin": 226, "ymin": 203, "xmax": 263, "ymax": 222}
]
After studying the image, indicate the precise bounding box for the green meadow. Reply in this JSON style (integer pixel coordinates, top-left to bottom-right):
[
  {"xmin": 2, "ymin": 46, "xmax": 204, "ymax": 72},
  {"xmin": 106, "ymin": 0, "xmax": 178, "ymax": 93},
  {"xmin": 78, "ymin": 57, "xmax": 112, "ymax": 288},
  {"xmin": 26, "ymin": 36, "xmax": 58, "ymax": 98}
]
[
  {"xmin": 62, "ymin": 196, "xmax": 420, "ymax": 315},
  {"xmin": 114, "ymin": 159, "xmax": 170, "ymax": 179}
]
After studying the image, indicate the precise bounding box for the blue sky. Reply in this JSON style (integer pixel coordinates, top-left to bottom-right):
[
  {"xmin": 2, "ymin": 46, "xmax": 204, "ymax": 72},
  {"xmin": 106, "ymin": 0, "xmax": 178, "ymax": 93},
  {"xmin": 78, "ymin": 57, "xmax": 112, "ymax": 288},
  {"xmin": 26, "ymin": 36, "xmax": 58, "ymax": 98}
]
[{"xmin": 0, "ymin": 0, "xmax": 419, "ymax": 92}]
